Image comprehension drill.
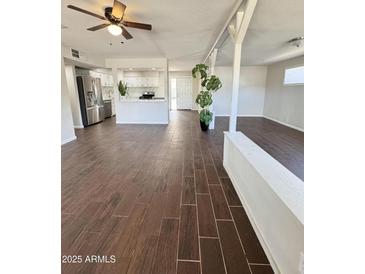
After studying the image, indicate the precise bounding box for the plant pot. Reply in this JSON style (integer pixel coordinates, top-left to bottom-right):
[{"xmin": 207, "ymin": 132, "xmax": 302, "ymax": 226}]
[{"xmin": 200, "ymin": 121, "xmax": 209, "ymax": 131}]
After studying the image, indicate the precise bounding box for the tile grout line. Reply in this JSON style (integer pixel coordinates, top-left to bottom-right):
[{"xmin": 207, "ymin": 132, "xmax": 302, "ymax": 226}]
[
  {"xmin": 178, "ymin": 259, "xmax": 200, "ymax": 262},
  {"xmin": 193, "ymin": 140, "xmax": 203, "ymax": 274},
  {"xmin": 249, "ymin": 263, "xmax": 272, "ymax": 266},
  {"xmin": 151, "ymin": 212, "xmax": 165, "ymax": 273},
  {"xmin": 199, "ymin": 236, "xmax": 219, "ymax": 239},
  {"xmin": 175, "ymin": 155, "xmax": 184, "ymax": 273}
]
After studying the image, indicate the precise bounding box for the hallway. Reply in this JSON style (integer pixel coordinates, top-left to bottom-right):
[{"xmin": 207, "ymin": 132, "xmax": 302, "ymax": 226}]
[{"xmin": 62, "ymin": 111, "xmax": 274, "ymax": 274}]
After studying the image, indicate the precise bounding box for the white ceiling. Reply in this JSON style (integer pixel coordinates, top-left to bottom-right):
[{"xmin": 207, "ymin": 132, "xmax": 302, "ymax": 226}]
[
  {"xmin": 62, "ymin": 0, "xmax": 237, "ymax": 70},
  {"xmin": 216, "ymin": 0, "xmax": 304, "ymax": 66},
  {"xmin": 62, "ymin": 0, "xmax": 303, "ymax": 70}
]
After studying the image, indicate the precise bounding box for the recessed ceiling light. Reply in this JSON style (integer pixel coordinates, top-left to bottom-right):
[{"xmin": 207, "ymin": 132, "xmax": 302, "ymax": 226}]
[{"xmin": 129, "ymin": 68, "xmax": 133, "ymax": 70}]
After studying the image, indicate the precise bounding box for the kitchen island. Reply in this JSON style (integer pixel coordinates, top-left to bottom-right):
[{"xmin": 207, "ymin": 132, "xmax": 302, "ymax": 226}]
[{"xmin": 115, "ymin": 98, "xmax": 169, "ymax": 124}]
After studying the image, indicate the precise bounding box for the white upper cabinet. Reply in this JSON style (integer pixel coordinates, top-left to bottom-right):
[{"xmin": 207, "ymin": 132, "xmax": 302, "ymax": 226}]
[{"xmin": 125, "ymin": 76, "xmax": 159, "ymax": 88}]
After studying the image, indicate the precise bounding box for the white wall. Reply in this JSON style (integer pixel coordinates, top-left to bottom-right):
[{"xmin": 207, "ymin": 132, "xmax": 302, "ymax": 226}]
[
  {"xmin": 65, "ymin": 65, "xmax": 83, "ymax": 128},
  {"xmin": 61, "ymin": 58, "xmax": 76, "ymax": 145},
  {"xmin": 62, "ymin": 45, "xmax": 105, "ymax": 68},
  {"xmin": 263, "ymin": 56, "xmax": 304, "ymax": 130},
  {"xmin": 213, "ymin": 66, "xmax": 267, "ymax": 116}
]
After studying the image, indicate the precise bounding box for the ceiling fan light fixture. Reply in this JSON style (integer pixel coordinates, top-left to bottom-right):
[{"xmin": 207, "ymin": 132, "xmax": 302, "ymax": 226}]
[{"xmin": 108, "ymin": 24, "xmax": 122, "ymax": 36}]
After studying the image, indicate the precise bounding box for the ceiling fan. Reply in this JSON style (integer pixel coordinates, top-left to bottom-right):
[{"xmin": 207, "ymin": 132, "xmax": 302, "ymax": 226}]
[{"xmin": 67, "ymin": 0, "xmax": 152, "ymax": 40}]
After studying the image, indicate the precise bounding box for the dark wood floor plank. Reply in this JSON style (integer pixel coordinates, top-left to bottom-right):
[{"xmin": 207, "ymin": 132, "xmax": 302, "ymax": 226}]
[
  {"xmin": 151, "ymin": 218, "xmax": 180, "ymax": 274},
  {"xmin": 250, "ymin": 264, "xmax": 275, "ymax": 274},
  {"xmin": 113, "ymin": 184, "xmax": 141, "ymax": 217},
  {"xmin": 231, "ymin": 207, "xmax": 269, "ymax": 264},
  {"xmin": 114, "ymin": 203, "xmax": 147, "ymax": 258},
  {"xmin": 205, "ymin": 164, "xmax": 220, "ymax": 184},
  {"xmin": 194, "ymin": 155, "xmax": 204, "ymax": 170},
  {"xmin": 127, "ymin": 235, "xmax": 159, "ymax": 274},
  {"xmin": 178, "ymin": 205, "xmax": 199, "ymax": 260},
  {"xmin": 164, "ymin": 184, "xmax": 182, "ymax": 218},
  {"xmin": 217, "ymin": 221, "xmax": 251, "ymax": 274},
  {"xmin": 200, "ymin": 238, "xmax": 226, "ymax": 274},
  {"xmin": 209, "ymin": 185, "xmax": 231, "ymax": 219},
  {"xmin": 197, "ymin": 194, "xmax": 217, "ymax": 237},
  {"xmin": 177, "ymin": 261, "xmax": 201, "ymax": 274},
  {"xmin": 182, "ymin": 176, "xmax": 196, "ymax": 205},
  {"xmin": 139, "ymin": 191, "xmax": 167, "ymax": 236},
  {"xmin": 62, "ymin": 201, "xmax": 101, "ymax": 252},
  {"xmin": 184, "ymin": 159, "xmax": 194, "ymax": 177},
  {"xmin": 220, "ymin": 177, "xmax": 241, "ymax": 206},
  {"xmin": 213, "ymin": 158, "xmax": 228, "ymax": 178},
  {"xmin": 195, "ymin": 169, "xmax": 209, "ymax": 194}
]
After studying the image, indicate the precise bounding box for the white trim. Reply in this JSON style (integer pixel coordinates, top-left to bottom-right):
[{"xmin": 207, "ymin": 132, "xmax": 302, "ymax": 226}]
[
  {"xmin": 116, "ymin": 121, "xmax": 168, "ymax": 125},
  {"xmin": 215, "ymin": 114, "xmax": 263, "ymax": 117},
  {"xmin": 263, "ymin": 115, "xmax": 304, "ymax": 132},
  {"xmin": 74, "ymin": 125, "xmax": 84, "ymax": 129},
  {"xmin": 61, "ymin": 135, "xmax": 77, "ymax": 145}
]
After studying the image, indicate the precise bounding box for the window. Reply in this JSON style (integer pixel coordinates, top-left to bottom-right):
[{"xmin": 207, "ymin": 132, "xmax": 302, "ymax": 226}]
[{"xmin": 283, "ymin": 66, "xmax": 304, "ymax": 85}]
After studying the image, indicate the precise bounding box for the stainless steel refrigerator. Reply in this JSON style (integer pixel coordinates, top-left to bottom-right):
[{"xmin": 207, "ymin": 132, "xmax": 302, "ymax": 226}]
[{"xmin": 76, "ymin": 76, "xmax": 104, "ymax": 127}]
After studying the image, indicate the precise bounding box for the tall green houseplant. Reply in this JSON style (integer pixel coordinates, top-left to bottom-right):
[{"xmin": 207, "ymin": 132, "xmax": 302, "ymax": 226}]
[
  {"xmin": 118, "ymin": 80, "xmax": 128, "ymax": 97},
  {"xmin": 192, "ymin": 64, "xmax": 222, "ymax": 131}
]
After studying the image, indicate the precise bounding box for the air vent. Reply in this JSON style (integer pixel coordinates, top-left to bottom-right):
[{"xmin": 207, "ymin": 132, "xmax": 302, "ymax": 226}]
[{"xmin": 71, "ymin": 48, "xmax": 80, "ymax": 58}]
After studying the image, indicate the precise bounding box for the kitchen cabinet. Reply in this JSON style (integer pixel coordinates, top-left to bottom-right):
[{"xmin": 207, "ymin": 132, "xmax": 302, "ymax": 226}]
[{"xmin": 125, "ymin": 77, "xmax": 159, "ymax": 88}]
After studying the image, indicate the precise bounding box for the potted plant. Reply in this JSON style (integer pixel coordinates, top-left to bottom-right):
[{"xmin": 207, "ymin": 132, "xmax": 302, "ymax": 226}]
[
  {"xmin": 118, "ymin": 80, "xmax": 128, "ymax": 99},
  {"xmin": 192, "ymin": 64, "xmax": 222, "ymax": 131}
]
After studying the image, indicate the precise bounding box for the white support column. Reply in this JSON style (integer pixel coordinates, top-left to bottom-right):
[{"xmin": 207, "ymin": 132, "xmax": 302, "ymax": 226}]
[
  {"xmin": 111, "ymin": 67, "xmax": 120, "ymax": 123},
  {"xmin": 165, "ymin": 60, "xmax": 170, "ymax": 122},
  {"xmin": 209, "ymin": 48, "xmax": 218, "ymax": 129},
  {"xmin": 228, "ymin": 0, "xmax": 257, "ymax": 132},
  {"xmin": 229, "ymin": 43, "xmax": 242, "ymax": 132}
]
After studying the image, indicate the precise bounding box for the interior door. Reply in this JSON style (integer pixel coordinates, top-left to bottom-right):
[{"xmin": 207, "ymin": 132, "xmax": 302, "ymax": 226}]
[{"xmin": 176, "ymin": 77, "xmax": 193, "ymax": 110}]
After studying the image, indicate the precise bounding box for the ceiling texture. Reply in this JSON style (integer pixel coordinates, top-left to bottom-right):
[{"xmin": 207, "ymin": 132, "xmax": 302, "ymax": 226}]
[
  {"xmin": 62, "ymin": 0, "xmax": 237, "ymax": 70},
  {"xmin": 216, "ymin": 0, "xmax": 304, "ymax": 66},
  {"xmin": 62, "ymin": 0, "xmax": 304, "ymax": 70}
]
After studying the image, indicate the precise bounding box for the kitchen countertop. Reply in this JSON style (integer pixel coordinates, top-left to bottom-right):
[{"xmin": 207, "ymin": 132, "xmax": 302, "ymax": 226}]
[{"xmin": 120, "ymin": 97, "xmax": 166, "ymax": 103}]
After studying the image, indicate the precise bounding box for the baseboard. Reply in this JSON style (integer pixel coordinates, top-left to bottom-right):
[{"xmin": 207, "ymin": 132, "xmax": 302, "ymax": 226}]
[
  {"xmin": 263, "ymin": 116, "xmax": 304, "ymax": 132},
  {"xmin": 116, "ymin": 121, "xmax": 168, "ymax": 125},
  {"xmin": 61, "ymin": 135, "xmax": 77, "ymax": 145},
  {"xmin": 215, "ymin": 114, "xmax": 264, "ymax": 117},
  {"xmin": 74, "ymin": 125, "xmax": 84, "ymax": 129}
]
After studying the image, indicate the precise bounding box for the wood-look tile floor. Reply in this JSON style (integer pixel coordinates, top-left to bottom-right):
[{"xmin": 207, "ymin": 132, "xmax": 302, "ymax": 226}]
[{"xmin": 62, "ymin": 111, "xmax": 300, "ymax": 274}]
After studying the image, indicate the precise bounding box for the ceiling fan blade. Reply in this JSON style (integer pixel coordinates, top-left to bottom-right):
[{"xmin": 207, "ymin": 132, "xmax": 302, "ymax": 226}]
[
  {"xmin": 112, "ymin": 0, "xmax": 126, "ymax": 19},
  {"xmin": 67, "ymin": 5, "xmax": 106, "ymax": 20},
  {"xmin": 120, "ymin": 26, "xmax": 133, "ymax": 39},
  {"xmin": 87, "ymin": 23, "xmax": 110, "ymax": 31},
  {"xmin": 122, "ymin": 21, "xmax": 152, "ymax": 31}
]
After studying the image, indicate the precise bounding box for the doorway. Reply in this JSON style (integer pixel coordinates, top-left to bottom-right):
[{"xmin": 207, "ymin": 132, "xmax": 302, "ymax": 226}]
[{"xmin": 170, "ymin": 77, "xmax": 193, "ymax": 110}]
